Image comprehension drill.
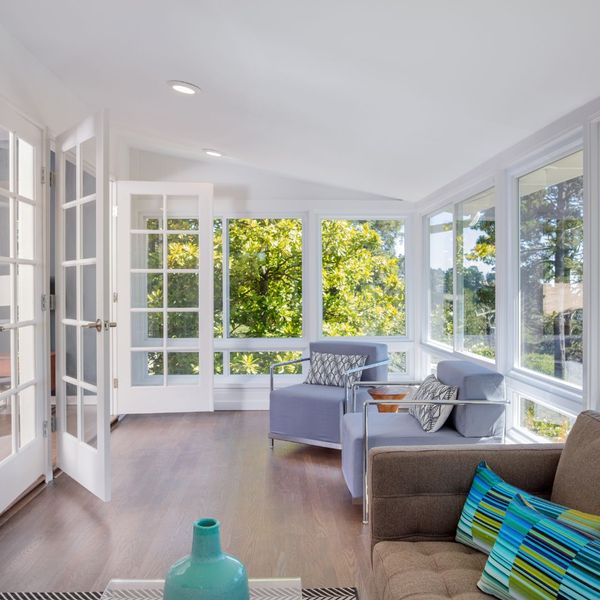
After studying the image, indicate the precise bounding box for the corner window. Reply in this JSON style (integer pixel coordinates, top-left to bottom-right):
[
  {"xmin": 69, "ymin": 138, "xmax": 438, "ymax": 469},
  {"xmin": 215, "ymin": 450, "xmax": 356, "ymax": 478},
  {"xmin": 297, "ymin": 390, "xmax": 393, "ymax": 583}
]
[
  {"xmin": 518, "ymin": 151, "xmax": 583, "ymax": 386},
  {"xmin": 427, "ymin": 190, "xmax": 496, "ymax": 360},
  {"xmin": 428, "ymin": 208, "xmax": 454, "ymax": 347},
  {"xmin": 456, "ymin": 189, "xmax": 496, "ymax": 359}
]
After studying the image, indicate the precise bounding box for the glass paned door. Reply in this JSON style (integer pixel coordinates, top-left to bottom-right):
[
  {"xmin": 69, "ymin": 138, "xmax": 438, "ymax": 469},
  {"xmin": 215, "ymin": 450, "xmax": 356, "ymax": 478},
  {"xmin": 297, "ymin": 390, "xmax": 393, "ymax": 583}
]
[
  {"xmin": 117, "ymin": 182, "xmax": 213, "ymax": 413},
  {"xmin": 0, "ymin": 100, "xmax": 46, "ymax": 514},
  {"xmin": 56, "ymin": 112, "xmax": 111, "ymax": 501}
]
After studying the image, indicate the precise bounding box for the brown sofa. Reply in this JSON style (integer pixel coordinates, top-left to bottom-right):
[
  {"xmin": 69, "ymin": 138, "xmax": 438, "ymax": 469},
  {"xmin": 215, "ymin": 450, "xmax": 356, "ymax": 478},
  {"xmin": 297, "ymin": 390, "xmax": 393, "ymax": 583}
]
[{"xmin": 369, "ymin": 410, "xmax": 600, "ymax": 600}]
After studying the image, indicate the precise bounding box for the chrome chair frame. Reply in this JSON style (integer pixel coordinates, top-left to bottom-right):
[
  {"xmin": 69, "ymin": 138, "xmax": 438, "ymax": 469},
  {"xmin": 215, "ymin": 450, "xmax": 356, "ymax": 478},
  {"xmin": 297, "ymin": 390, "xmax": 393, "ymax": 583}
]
[
  {"xmin": 268, "ymin": 356, "xmax": 390, "ymax": 449},
  {"xmin": 350, "ymin": 380, "xmax": 510, "ymax": 524}
]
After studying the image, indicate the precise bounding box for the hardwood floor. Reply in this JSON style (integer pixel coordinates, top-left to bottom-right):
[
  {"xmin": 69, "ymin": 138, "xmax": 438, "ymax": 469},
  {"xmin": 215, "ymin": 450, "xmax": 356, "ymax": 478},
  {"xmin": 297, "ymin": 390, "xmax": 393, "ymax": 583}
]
[{"xmin": 0, "ymin": 412, "xmax": 376, "ymax": 598}]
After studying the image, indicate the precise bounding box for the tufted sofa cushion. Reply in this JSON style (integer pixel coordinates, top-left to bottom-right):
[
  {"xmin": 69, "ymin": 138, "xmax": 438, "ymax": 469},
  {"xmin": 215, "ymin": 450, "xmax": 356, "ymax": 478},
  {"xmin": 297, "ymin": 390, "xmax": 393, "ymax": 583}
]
[{"xmin": 373, "ymin": 541, "xmax": 489, "ymax": 599}]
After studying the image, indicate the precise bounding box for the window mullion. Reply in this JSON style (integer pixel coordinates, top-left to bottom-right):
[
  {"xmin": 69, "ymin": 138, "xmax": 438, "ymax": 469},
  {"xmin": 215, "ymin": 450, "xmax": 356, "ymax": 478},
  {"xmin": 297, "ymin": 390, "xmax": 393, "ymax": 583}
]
[{"xmin": 222, "ymin": 218, "xmax": 230, "ymax": 380}]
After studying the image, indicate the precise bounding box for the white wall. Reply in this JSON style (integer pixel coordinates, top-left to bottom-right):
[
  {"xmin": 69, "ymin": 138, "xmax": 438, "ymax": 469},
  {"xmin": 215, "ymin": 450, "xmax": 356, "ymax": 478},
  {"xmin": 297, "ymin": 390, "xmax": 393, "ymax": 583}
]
[
  {"xmin": 129, "ymin": 148, "xmax": 406, "ymax": 214},
  {"xmin": 0, "ymin": 22, "xmax": 88, "ymax": 134}
]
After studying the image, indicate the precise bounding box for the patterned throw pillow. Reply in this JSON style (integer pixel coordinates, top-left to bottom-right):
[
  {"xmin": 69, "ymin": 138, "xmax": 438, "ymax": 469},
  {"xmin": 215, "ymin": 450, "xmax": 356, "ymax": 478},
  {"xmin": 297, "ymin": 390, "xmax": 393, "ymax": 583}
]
[
  {"xmin": 479, "ymin": 494, "xmax": 600, "ymax": 600},
  {"xmin": 304, "ymin": 352, "xmax": 367, "ymax": 387},
  {"xmin": 408, "ymin": 374, "xmax": 457, "ymax": 432},
  {"xmin": 456, "ymin": 462, "xmax": 600, "ymax": 555}
]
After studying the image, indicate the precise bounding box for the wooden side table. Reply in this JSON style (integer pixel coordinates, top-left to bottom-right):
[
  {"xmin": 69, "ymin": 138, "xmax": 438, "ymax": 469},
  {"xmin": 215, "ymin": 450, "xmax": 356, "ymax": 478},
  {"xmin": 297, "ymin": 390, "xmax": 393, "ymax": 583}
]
[{"xmin": 368, "ymin": 386, "xmax": 412, "ymax": 412}]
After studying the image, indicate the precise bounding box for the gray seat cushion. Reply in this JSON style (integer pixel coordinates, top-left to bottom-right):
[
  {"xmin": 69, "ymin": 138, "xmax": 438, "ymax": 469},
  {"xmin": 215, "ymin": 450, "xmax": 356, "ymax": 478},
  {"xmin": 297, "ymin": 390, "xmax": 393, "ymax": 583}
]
[
  {"xmin": 341, "ymin": 411, "xmax": 501, "ymax": 499},
  {"xmin": 373, "ymin": 541, "xmax": 488, "ymax": 599},
  {"xmin": 437, "ymin": 360, "xmax": 505, "ymax": 437},
  {"xmin": 309, "ymin": 341, "xmax": 388, "ymax": 383},
  {"xmin": 270, "ymin": 383, "xmax": 370, "ymax": 445}
]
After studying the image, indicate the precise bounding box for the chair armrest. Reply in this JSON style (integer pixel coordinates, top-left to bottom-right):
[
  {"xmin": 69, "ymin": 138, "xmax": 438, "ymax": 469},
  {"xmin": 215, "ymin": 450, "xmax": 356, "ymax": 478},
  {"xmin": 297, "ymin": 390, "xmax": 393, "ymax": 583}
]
[
  {"xmin": 342, "ymin": 359, "xmax": 390, "ymax": 412},
  {"xmin": 269, "ymin": 357, "xmax": 310, "ymax": 391},
  {"xmin": 369, "ymin": 443, "xmax": 563, "ymax": 547}
]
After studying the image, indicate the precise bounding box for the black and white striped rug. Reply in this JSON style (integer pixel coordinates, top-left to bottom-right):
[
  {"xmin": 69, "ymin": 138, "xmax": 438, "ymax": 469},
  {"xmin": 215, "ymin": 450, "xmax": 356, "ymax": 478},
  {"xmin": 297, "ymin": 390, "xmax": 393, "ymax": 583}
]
[{"xmin": 0, "ymin": 588, "xmax": 358, "ymax": 600}]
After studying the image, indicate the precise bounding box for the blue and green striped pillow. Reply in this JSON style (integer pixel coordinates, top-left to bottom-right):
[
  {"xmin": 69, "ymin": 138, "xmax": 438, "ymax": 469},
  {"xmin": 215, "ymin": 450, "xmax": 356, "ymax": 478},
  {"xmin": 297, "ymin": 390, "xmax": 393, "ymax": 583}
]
[
  {"xmin": 456, "ymin": 462, "xmax": 600, "ymax": 554},
  {"xmin": 479, "ymin": 494, "xmax": 600, "ymax": 599}
]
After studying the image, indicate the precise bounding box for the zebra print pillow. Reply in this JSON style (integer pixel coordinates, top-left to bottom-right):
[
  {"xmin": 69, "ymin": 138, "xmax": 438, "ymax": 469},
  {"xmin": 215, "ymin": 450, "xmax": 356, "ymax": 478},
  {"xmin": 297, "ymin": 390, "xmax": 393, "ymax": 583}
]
[{"xmin": 408, "ymin": 374, "xmax": 457, "ymax": 432}]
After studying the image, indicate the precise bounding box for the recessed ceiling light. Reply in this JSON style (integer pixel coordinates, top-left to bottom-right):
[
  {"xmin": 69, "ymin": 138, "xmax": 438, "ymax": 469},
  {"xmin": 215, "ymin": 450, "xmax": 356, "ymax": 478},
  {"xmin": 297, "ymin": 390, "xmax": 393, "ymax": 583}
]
[
  {"xmin": 203, "ymin": 149, "xmax": 223, "ymax": 158},
  {"xmin": 167, "ymin": 80, "xmax": 201, "ymax": 95}
]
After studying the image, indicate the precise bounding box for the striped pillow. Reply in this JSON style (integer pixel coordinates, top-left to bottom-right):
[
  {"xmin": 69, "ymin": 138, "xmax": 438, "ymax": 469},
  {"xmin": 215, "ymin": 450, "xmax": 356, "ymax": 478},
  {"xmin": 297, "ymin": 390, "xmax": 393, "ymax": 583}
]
[
  {"xmin": 456, "ymin": 462, "xmax": 600, "ymax": 554},
  {"xmin": 479, "ymin": 494, "xmax": 600, "ymax": 599}
]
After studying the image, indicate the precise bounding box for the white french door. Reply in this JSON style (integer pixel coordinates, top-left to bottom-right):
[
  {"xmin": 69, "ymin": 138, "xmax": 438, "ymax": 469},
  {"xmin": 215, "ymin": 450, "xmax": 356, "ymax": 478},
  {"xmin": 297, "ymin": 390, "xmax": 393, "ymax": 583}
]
[
  {"xmin": 55, "ymin": 112, "xmax": 111, "ymax": 501},
  {"xmin": 116, "ymin": 182, "xmax": 214, "ymax": 413},
  {"xmin": 0, "ymin": 100, "xmax": 47, "ymax": 514}
]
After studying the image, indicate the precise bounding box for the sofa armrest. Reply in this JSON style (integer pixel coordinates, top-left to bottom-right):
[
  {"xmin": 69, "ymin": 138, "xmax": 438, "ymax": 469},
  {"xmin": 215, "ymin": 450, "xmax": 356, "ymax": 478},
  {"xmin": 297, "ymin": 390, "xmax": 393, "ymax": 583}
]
[{"xmin": 369, "ymin": 443, "xmax": 563, "ymax": 547}]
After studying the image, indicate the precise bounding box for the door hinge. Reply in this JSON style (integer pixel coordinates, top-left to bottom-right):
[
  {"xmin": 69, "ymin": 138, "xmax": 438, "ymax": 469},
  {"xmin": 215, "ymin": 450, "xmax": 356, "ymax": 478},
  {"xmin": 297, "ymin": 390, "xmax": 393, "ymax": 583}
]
[
  {"xmin": 42, "ymin": 167, "xmax": 56, "ymax": 187},
  {"xmin": 113, "ymin": 291, "xmax": 118, "ymax": 302},
  {"xmin": 43, "ymin": 420, "xmax": 48, "ymax": 438},
  {"xmin": 113, "ymin": 377, "xmax": 119, "ymax": 389},
  {"xmin": 51, "ymin": 413, "xmax": 57, "ymax": 432},
  {"xmin": 41, "ymin": 294, "xmax": 55, "ymax": 311},
  {"xmin": 112, "ymin": 205, "xmax": 118, "ymax": 218}
]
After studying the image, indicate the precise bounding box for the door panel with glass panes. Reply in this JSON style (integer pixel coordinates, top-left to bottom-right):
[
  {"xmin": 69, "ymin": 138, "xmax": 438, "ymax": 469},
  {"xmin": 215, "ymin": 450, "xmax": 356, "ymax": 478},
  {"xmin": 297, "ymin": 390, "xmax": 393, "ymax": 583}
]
[
  {"xmin": 116, "ymin": 182, "xmax": 213, "ymax": 414},
  {"xmin": 0, "ymin": 100, "xmax": 46, "ymax": 513}
]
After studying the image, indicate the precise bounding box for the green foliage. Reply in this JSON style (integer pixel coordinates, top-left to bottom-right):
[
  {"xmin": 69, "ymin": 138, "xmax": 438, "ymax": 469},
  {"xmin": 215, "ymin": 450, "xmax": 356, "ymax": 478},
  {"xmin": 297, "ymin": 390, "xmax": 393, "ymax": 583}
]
[
  {"xmin": 321, "ymin": 220, "xmax": 405, "ymax": 336},
  {"xmin": 143, "ymin": 217, "xmax": 407, "ymax": 376},
  {"xmin": 522, "ymin": 400, "xmax": 572, "ymax": 442},
  {"xmin": 519, "ymin": 169, "xmax": 584, "ymax": 382},
  {"xmin": 228, "ymin": 219, "xmax": 303, "ymax": 338},
  {"xmin": 521, "ymin": 352, "xmax": 555, "ymax": 377},
  {"xmin": 230, "ymin": 351, "xmax": 303, "ymax": 375}
]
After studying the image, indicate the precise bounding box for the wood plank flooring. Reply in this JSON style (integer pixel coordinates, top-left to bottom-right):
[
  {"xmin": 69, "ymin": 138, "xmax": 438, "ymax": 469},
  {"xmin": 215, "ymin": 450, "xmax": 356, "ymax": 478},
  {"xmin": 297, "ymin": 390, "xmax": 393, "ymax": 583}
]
[{"xmin": 0, "ymin": 412, "xmax": 376, "ymax": 598}]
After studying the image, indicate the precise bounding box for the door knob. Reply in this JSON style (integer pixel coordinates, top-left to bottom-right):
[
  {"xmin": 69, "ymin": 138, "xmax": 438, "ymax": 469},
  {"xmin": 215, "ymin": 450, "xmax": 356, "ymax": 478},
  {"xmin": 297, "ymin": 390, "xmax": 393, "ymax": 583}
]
[{"xmin": 84, "ymin": 319, "xmax": 103, "ymax": 332}]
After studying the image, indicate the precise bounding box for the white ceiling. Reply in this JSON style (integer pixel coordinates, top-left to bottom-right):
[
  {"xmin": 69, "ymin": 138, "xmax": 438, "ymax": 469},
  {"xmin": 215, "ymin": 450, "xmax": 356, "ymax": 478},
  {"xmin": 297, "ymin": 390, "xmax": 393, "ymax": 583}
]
[{"xmin": 2, "ymin": 0, "xmax": 600, "ymax": 202}]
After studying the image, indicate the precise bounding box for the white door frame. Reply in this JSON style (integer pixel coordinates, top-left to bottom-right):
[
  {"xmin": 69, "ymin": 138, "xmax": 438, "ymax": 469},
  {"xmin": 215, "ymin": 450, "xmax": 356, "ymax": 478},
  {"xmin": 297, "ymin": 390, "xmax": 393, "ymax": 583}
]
[{"xmin": 116, "ymin": 181, "xmax": 214, "ymax": 414}]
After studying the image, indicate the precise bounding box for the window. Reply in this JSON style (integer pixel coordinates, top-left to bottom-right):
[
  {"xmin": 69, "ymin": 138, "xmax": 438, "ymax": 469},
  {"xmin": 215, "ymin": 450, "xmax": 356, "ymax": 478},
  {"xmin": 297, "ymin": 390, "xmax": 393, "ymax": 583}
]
[
  {"xmin": 518, "ymin": 151, "xmax": 584, "ymax": 386},
  {"xmin": 321, "ymin": 219, "xmax": 406, "ymax": 337},
  {"xmin": 428, "ymin": 208, "xmax": 453, "ymax": 346},
  {"xmin": 517, "ymin": 396, "xmax": 575, "ymax": 442},
  {"xmin": 214, "ymin": 217, "xmax": 303, "ymax": 377},
  {"xmin": 456, "ymin": 189, "xmax": 496, "ymax": 359},
  {"xmin": 228, "ymin": 218, "xmax": 303, "ymax": 338},
  {"xmin": 426, "ymin": 192, "xmax": 497, "ymax": 359},
  {"xmin": 388, "ymin": 351, "xmax": 408, "ymax": 375}
]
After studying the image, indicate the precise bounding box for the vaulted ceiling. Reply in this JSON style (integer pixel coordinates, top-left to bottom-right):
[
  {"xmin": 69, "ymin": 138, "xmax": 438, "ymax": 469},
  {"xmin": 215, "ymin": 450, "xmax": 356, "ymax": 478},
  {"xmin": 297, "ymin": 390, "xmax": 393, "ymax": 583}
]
[{"xmin": 2, "ymin": 1, "xmax": 600, "ymax": 201}]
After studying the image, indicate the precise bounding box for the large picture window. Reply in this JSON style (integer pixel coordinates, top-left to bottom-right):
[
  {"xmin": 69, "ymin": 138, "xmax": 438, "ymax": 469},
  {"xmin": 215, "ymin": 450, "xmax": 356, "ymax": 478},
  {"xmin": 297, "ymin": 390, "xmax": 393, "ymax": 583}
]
[
  {"xmin": 428, "ymin": 208, "xmax": 453, "ymax": 346},
  {"xmin": 214, "ymin": 217, "xmax": 303, "ymax": 376},
  {"xmin": 518, "ymin": 151, "xmax": 583, "ymax": 386},
  {"xmin": 456, "ymin": 189, "xmax": 496, "ymax": 359},
  {"xmin": 321, "ymin": 219, "xmax": 406, "ymax": 337}
]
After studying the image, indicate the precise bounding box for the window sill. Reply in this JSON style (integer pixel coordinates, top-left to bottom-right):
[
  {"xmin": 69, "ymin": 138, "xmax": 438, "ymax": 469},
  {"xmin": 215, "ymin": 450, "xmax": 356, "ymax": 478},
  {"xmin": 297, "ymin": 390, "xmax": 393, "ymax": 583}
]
[{"xmin": 214, "ymin": 375, "xmax": 304, "ymax": 388}]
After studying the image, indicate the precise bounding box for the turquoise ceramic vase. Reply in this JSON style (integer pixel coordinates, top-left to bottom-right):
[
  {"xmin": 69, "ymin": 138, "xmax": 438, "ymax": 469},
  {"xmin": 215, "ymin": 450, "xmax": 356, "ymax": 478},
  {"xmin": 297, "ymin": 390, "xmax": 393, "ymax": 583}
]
[{"xmin": 164, "ymin": 518, "xmax": 249, "ymax": 600}]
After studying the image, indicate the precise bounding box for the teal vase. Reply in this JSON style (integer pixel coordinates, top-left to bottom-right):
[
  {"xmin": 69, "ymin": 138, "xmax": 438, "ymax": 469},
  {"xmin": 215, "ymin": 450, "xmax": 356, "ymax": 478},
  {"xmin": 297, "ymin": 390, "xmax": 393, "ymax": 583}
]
[{"xmin": 164, "ymin": 518, "xmax": 249, "ymax": 600}]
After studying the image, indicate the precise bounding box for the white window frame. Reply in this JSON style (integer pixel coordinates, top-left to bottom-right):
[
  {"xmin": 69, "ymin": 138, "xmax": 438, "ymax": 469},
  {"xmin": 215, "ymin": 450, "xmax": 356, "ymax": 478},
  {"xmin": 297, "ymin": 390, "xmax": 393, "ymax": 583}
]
[
  {"xmin": 213, "ymin": 209, "xmax": 417, "ymax": 386},
  {"xmin": 422, "ymin": 178, "xmax": 497, "ymax": 366},
  {"xmin": 505, "ymin": 132, "xmax": 585, "ymax": 404},
  {"xmin": 214, "ymin": 212, "xmax": 308, "ymax": 386},
  {"xmin": 316, "ymin": 212, "xmax": 416, "ymax": 382}
]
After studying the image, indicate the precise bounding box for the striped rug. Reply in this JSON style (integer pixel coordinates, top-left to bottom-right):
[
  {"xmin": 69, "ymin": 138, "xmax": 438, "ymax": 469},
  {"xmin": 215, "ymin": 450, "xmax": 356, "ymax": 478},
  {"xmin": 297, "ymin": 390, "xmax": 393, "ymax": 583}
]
[{"xmin": 0, "ymin": 588, "xmax": 358, "ymax": 600}]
